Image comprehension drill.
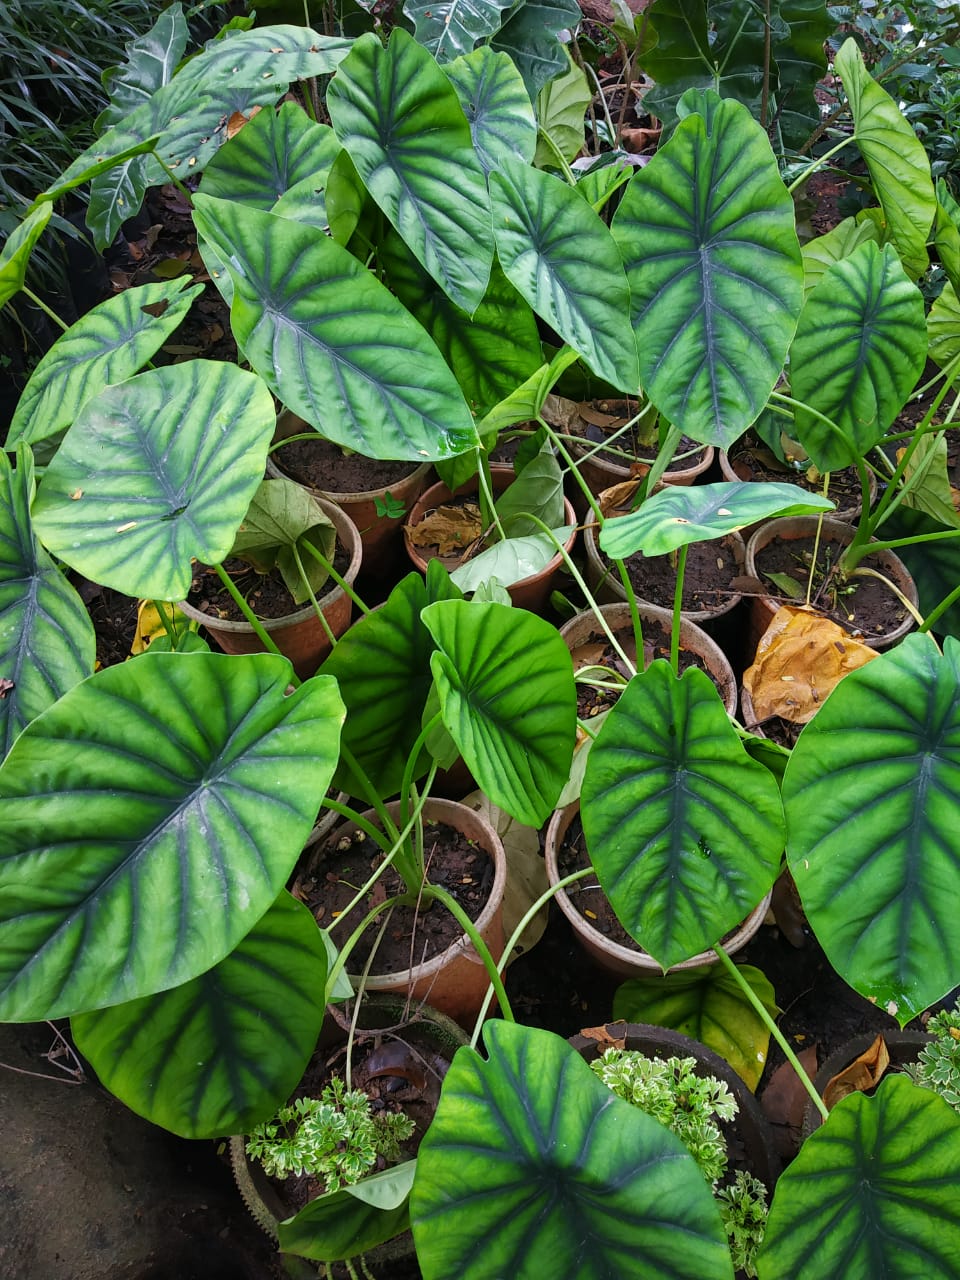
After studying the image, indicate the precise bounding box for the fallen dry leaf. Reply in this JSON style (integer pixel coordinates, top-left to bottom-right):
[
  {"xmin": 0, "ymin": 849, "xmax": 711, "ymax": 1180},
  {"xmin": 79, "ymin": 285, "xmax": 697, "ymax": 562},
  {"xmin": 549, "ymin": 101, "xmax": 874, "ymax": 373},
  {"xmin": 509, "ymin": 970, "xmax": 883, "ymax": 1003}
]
[
  {"xmin": 760, "ymin": 1044, "xmax": 819, "ymax": 1161},
  {"xmin": 578, "ymin": 1024, "xmax": 627, "ymax": 1051},
  {"xmin": 598, "ymin": 478, "xmax": 643, "ymax": 515},
  {"xmin": 406, "ymin": 503, "xmax": 482, "ymax": 555},
  {"xmin": 823, "ymin": 1033, "xmax": 890, "ymax": 1111},
  {"xmin": 743, "ymin": 605, "xmax": 878, "ymax": 724},
  {"xmin": 226, "ymin": 104, "xmax": 262, "ymax": 139}
]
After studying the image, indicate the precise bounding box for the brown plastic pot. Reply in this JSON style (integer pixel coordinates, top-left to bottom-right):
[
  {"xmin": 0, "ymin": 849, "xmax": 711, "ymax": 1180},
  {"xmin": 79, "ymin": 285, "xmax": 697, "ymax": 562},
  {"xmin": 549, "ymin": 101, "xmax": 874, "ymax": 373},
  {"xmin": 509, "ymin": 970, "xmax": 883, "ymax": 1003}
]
[
  {"xmin": 744, "ymin": 516, "xmax": 918, "ymax": 655},
  {"xmin": 178, "ymin": 496, "xmax": 362, "ymax": 681},
  {"xmin": 801, "ymin": 1030, "xmax": 933, "ymax": 1138},
  {"xmin": 569, "ymin": 1021, "xmax": 781, "ymax": 1195},
  {"xmin": 718, "ymin": 447, "xmax": 876, "ymax": 528},
  {"xmin": 403, "ymin": 466, "xmax": 577, "ymax": 614},
  {"xmin": 544, "ymin": 799, "xmax": 772, "ymax": 980},
  {"xmin": 560, "ymin": 601, "xmax": 738, "ymax": 717},
  {"xmin": 313, "ymin": 798, "xmax": 507, "ymax": 1028},
  {"xmin": 269, "ymin": 411, "xmax": 433, "ymax": 566}
]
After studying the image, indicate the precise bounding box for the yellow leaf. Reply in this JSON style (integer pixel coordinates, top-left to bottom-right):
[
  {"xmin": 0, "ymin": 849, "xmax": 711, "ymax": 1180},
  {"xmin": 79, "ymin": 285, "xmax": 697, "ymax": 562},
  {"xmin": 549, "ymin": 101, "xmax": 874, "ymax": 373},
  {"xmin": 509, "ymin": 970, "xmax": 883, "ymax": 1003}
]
[{"xmin": 131, "ymin": 600, "xmax": 194, "ymax": 656}]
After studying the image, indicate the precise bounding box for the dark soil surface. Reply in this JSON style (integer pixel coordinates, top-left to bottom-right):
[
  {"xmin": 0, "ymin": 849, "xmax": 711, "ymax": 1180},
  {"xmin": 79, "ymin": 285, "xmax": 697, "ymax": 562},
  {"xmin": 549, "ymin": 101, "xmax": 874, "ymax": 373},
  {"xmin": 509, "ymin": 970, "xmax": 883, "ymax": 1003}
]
[
  {"xmin": 273, "ymin": 436, "xmax": 420, "ymax": 492},
  {"xmin": 572, "ymin": 617, "xmax": 712, "ymax": 719},
  {"xmin": 619, "ymin": 533, "xmax": 745, "ymax": 615},
  {"xmin": 187, "ymin": 543, "xmax": 350, "ymax": 622},
  {"xmin": 724, "ymin": 436, "xmax": 866, "ymax": 519}
]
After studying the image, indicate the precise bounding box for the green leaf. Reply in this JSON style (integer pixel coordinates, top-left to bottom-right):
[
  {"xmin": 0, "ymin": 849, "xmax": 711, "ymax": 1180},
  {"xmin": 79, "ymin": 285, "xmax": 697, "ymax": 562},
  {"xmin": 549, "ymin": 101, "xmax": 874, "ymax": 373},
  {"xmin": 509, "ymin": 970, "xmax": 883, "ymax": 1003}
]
[
  {"xmin": 403, "ymin": 0, "xmax": 510, "ymax": 63},
  {"xmin": 783, "ymin": 634, "xmax": 960, "ymax": 1023},
  {"xmin": 800, "ymin": 215, "xmax": 882, "ymax": 300},
  {"xmin": 491, "ymin": 157, "xmax": 639, "ymax": 392},
  {"xmin": 71, "ymin": 891, "xmax": 327, "ymax": 1138},
  {"xmin": 534, "ymin": 49, "xmax": 591, "ymax": 166},
  {"xmin": 423, "ymin": 600, "xmax": 577, "ymax": 826},
  {"xmin": 192, "ymin": 195, "xmax": 478, "ymax": 463},
  {"xmin": 490, "ymin": 0, "xmax": 583, "ymax": 100},
  {"xmin": 598, "ymin": 480, "xmax": 834, "ymax": 559},
  {"xmin": 448, "ymin": 527, "xmax": 574, "ymax": 593},
  {"xmin": 581, "ymin": 662, "xmax": 785, "ymax": 969},
  {"xmin": 7, "ymin": 278, "xmax": 202, "ymax": 449},
  {"xmin": 199, "ymin": 101, "xmax": 340, "ymax": 218},
  {"xmin": 613, "ymin": 964, "xmax": 779, "ymax": 1090},
  {"xmin": 835, "ymin": 37, "xmax": 936, "ymax": 280},
  {"xmin": 280, "ymin": 1162, "xmax": 414, "ymax": 1262},
  {"xmin": 171, "ymin": 24, "xmax": 352, "ymax": 92},
  {"xmin": 0, "ymin": 448, "xmax": 94, "ymax": 759},
  {"xmin": 232, "ymin": 477, "xmax": 336, "ymax": 604},
  {"xmin": 790, "ymin": 241, "xmax": 927, "ymax": 473},
  {"xmin": 0, "ymin": 204, "xmax": 52, "ymax": 307},
  {"xmin": 612, "ymin": 92, "xmax": 802, "ymax": 448},
  {"xmin": 444, "ymin": 46, "xmax": 537, "ymax": 173},
  {"xmin": 320, "ymin": 566, "xmax": 462, "ymax": 799},
  {"xmin": 411, "ymin": 1021, "xmax": 733, "ymax": 1280},
  {"xmin": 328, "ymin": 30, "xmax": 493, "ymax": 313},
  {"xmin": 32, "ymin": 361, "xmax": 275, "ymax": 601},
  {"xmin": 493, "ymin": 447, "xmax": 565, "ymax": 535},
  {"xmin": 38, "ymin": 137, "xmax": 160, "ymax": 207},
  {"xmin": 0, "ymin": 654, "xmax": 344, "ymax": 1021},
  {"xmin": 927, "ymin": 280, "xmax": 960, "ymax": 369},
  {"xmin": 896, "ymin": 433, "xmax": 960, "ymax": 530},
  {"xmin": 934, "ymin": 184, "xmax": 960, "ymax": 299},
  {"xmin": 758, "ymin": 1076, "xmax": 960, "ymax": 1278},
  {"xmin": 773, "ymin": 0, "xmax": 834, "ymax": 151},
  {"xmin": 475, "ymin": 347, "xmax": 581, "ymax": 439},
  {"xmin": 880, "ymin": 507, "xmax": 960, "ymax": 638}
]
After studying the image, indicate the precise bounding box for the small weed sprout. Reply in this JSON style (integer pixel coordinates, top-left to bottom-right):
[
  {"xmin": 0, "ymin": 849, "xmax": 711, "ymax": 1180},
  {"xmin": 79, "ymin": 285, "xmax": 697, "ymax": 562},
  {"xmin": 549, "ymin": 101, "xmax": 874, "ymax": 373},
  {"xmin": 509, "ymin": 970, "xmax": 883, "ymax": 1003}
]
[
  {"xmin": 906, "ymin": 1005, "xmax": 960, "ymax": 1114},
  {"xmin": 591, "ymin": 1049, "xmax": 768, "ymax": 1276},
  {"xmin": 246, "ymin": 1076, "xmax": 415, "ymax": 1192}
]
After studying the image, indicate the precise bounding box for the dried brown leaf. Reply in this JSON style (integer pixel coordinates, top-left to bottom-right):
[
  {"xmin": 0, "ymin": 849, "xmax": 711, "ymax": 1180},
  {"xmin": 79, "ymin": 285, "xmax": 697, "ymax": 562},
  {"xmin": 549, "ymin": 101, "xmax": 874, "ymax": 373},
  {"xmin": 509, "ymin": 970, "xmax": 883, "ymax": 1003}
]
[
  {"xmin": 406, "ymin": 503, "xmax": 482, "ymax": 555},
  {"xmin": 823, "ymin": 1033, "xmax": 890, "ymax": 1110}
]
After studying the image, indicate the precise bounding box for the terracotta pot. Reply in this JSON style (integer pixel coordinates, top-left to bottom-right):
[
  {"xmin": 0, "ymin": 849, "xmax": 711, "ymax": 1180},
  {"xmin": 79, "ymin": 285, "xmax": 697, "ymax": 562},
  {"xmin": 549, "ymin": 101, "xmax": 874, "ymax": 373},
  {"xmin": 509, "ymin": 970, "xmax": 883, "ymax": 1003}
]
[
  {"xmin": 312, "ymin": 798, "xmax": 507, "ymax": 1028},
  {"xmin": 544, "ymin": 799, "xmax": 772, "ymax": 980},
  {"xmin": 744, "ymin": 516, "xmax": 918, "ymax": 655},
  {"xmin": 178, "ymin": 496, "xmax": 362, "ymax": 681},
  {"xmin": 569, "ymin": 1021, "xmax": 781, "ymax": 1195},
  {"xmin": 718, "ymin": 445, "xmax": 876, "ymax": 529},
  {"xmin": 583, "ymin": 518, "xmax": 747, "ymax": 627},
  {"xmin": 403, "ymin": 466, "xmax": 578, "ymax": 614},
  {"xmin": 801, "ymin": 1030, "xmax": 933, "ymax": 1138},
  {"xmin": 560, "ymin": 602, "xmax": 738, "ymax": 717},
  {"xmin": 270, "ymin": 411, "xmax": 433, "ymax": 566},
  {"xmin": 231, "ymin": 993, "xmax": 468, "ymax": 1265}
]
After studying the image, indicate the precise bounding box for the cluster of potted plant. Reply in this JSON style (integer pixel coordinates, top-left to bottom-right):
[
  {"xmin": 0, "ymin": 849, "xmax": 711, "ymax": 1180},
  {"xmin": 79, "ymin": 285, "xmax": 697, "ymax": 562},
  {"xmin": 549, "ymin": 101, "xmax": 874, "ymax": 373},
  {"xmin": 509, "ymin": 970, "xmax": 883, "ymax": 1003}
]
[{"xmin": 3, "ymin": 5, "xmax": 960, "ymax": 1277}]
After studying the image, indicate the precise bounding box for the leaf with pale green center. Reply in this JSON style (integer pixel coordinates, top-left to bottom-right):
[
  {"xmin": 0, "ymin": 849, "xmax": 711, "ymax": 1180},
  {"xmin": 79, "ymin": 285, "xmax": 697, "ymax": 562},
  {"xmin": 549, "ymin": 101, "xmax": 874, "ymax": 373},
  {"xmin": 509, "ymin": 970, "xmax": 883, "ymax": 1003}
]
[
  {"xmin": 0, "ymin": 448, "xmax": 94, "ymax": 760},
  {"xmin": 790, "ymin": 241, "xmax": 926, "ymax": 473},
  {"xmin": 192, "ymin": 195, "xmax": 477, "ymax": 462},
  {"xmin": 612, "ymin": 92, "xmax": 803, "ymax": 448},
  {"xmin": 581, "ymin": 662, "xmax": 784, "ymax": 969},
  {"xmin": 0, "ymin": 653, "xmax": 344, "ymax": 1021},
  {"xmin": 928, "ymin": 280, "xmax": 960, "ymax": 369},
  {"xmin": 758, "ymin": 1076, "xmax": 960, "ymax": 1278},
  {"xmin": 448, "ymin": 528, "xmax": 574, "ymax": 594},
  {"xmin": 533, "ymin": 50, "xmax": 591, "ymax": 166},
  {"xmin": 171, "ymin": 24, "xmax": 352, "ymax": 92},
  {"xmin": 411, "ymin": 1021, "xmax": 733, "ymax": 1280},
  {"xmin": 599, "ymin": 480, "xmax": 833, "ymax": 559},
  {"xmin": 423, "ymin": 600, "xmax": 577, "ymax": 826},
  {"xmin": 328, "ymin": 30, "xmax": 493, "ymax": 313},
  {"xmin": 613, "ymin": 964, "xmax": 778, "ymax": 1090},
  {"xmin": 783, "ymin": 633, "xmax": 960, "ymax": 1024},
  {"xmin": 199, "ymin": 102, "xmax": 339, "ymax": 216},
  {"xmin": 835, "ymin": 38, "xmax": 936, "ymax": 280},
  {"xmin": 403, "ymin": 0, "xmax": 511, "ymax": 62},
  {"xmin": 491, "ymin": 156, "xmax": 639, "ymax": 392},
  {"xmin": 7, "ymin": 278, "xmax": 202, "ymax": 448},
  {"xmin": 32, "ymin": 361, "xmax": 275, "ymax": 601},
  {"xmin": 444, "ymin": 47, "xmax": 536, "ymax": 172},
  {"xmin": 490, "ymin": 0, "xmax": 582, "ymax": 99},
  {"xmin": 71, "ymin": 891, "xmax": 327, "ymax": 1138},
  {"xmin": 0, "ymin": 204, "xmax": 52, "ymax": 306}
]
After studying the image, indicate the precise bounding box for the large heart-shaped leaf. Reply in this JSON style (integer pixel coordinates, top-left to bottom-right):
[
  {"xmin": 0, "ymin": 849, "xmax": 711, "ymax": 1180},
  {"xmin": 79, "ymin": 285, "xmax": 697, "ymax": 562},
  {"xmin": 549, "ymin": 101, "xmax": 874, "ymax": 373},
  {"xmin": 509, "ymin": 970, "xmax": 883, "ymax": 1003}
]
[
  {"xmin": 612, "ymin": 92, "xmax": 803, "ymax": 448},
  {"xmin": 790, "ymin": 241, "xmax": 927, "ymax": 472},
  {"xmin": 0, "ymin": 653, "xmax": 344, "ymax": 1021},
  {"xmin": 444, "ymin": 46, "xmax": 537, "ymax": 173},
  {"xmin": 581, "ymin": 662, "xmax": 785, "ymax": 969},
  {"xmin": 328, "ymin": 29, "xmax": 493, "ymax": 313},
  {"xmin": 192, "ymin": 195, "xmax": 478, "ymax": 463},
  {"xmin": 0, "ymin": 448, "xmax": 94, "ymax": 760},
  {"xmin": 7, "ymin": 278, "xmax": 202, "ymax": 448},
  {"xmin": 423, "ymin": 600, "xmax": 577, "ymax": 827},
  {"xmin": 599, "ymin": 480, "xmax": 834, "ymax": 559},
  {"xmin": 758, "ymin": 1076, "xmax": 960, "ymax": 1278},
  {"xmin": 783, "ymin": 633, "xmax": 960, "ymax": 1023},
  {"xmin": 491, "ymin": 156, "xmax": 639, "ymax": 392},
  {"xmin": 199, "ymin": 101, "xmax": 340, "ymax": 218},
  {"xmin": 0, "ymin": 204, "xmax": 52, "ymax": 307},
  {"xmin": 403, "ymin": 0, "xmax": 510, "ymax": 62},
  {"xmin": 613, "ymin": 964, "xmax": 779, "ymax": 1090},
  {"xmin": 411, "ymin": 1021, "xmax": 733, "ymax": 1280},
  {"xmin": 490, "ymin": 0, "xmax": 582, "ymax": 99},
  {"xmin": 494, "ymin": 448, "xmax": 565, "ymax": 535},
  {"xmin": 32, "ymin": 361, "xmax": 275, "ymax": 601},
  {"xmin": 71, "ymin": 891, "xmax": 327, "ymax": 1139},
  {"xmin": 835, "ymin": 38, "xmax": 936, "ymax": 280},
  {"xmin": 927, "ymin": 280, "xmax": 960, "ymax": 369},
  {"xmin": 320, "ymin": 565, "xmax": 462, "ymax": 799}
]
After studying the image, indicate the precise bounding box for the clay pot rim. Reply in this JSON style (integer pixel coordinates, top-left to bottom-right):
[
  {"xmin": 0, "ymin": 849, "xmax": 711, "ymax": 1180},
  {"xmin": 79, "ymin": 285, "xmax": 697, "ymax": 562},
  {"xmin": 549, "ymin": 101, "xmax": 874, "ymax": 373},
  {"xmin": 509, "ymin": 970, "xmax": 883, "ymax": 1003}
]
[
  {"xmin": 801, "ymin": 1029, "xmax": 934, "ymax": 1139},
  {"xmin": 267, "ymin": 449, "xmax": 434, "ymax": 504},
  {"xmin": 177, "ymin": 495, "xmax": 362, "ymax": 635},
  {"xmin": 544, "ymin": 798, "xmax": 773, "ymax": 975}
]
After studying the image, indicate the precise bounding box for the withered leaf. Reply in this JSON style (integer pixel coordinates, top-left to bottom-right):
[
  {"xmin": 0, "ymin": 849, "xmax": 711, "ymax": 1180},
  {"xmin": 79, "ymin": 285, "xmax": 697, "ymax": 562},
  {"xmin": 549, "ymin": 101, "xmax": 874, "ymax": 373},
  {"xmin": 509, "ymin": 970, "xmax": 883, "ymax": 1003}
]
[
  {"xmin": 406, "ymin": 503, "xmax": 482, "ymax": 555},
  {"xmin": 823, "ymin": 1033, "xmax": 890, "ymax": 1111}
]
